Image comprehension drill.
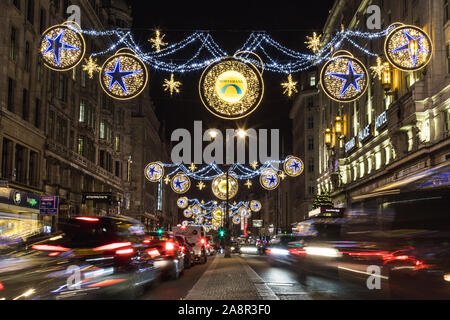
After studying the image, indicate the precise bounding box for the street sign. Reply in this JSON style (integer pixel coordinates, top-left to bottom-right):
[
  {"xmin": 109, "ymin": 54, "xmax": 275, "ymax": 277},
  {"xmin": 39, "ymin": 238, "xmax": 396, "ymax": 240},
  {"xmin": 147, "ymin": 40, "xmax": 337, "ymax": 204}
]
[{"xmin": 40, "ymin": 196, "xmax": 59, "ymax": 215}]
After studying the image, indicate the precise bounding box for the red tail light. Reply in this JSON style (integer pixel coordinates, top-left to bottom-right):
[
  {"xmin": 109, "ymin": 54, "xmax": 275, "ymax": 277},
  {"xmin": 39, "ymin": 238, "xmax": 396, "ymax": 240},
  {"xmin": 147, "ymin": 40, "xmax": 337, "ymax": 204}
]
[
  {"xmin": 143, "ymin": 239, "xmax": 151, "ymax": 244},
  {"xmin": 206, "ymin": 244, "xmax": 210, "ymax": 248},
  {"xmin": 200, "ymin": 238, "xmax": 206, "ymax": 245},
  {"xmin": 115, "ymin": 248, "xmax": 134, "ymax": 255},
  {"xmin": 94, "ymin": 242, "xmax": 132, "ymax": 251},
  {"xmin": 0, "ymin": 282, "xmax": 4, "ymax": 290},
  {"xmin": 75, "ymin": 217, "xmax": 99, "ymax": 222},
  {"xmin": 146, "ymin": 248, "xmax": 160, "ymax": 258},
  {"xmin": 180, "ymin": 246, "xmax": 185, "ymax": 252},
  {"xmin": 165, "ymin": 242, "xmax": 175, "ymax": 251},
  {"xmin": 32, "ymin": 244, "xmax": 71, "ymax": 252}
]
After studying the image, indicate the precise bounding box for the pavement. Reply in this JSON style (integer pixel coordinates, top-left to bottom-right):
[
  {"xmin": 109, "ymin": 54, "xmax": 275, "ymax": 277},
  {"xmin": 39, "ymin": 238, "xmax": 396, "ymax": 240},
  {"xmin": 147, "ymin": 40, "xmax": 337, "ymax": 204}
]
[{"xmin": 185, "ymin": 254, "xmax": 278, "ymax": 300}]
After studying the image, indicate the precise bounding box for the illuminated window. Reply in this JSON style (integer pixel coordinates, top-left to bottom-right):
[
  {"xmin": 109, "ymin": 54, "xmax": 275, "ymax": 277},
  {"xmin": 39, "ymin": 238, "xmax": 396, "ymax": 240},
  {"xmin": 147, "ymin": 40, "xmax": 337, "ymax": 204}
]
[
  {"xmin": 309, "ymin": 74, "xmax": 316, "ymax": 87},
  {"xmin": 79, "ymin": 100, "xmax": 85, "ymax": 122},
  {"xmin": 115, "ymin": 135, "xmax": 120, "ymax": 152}
]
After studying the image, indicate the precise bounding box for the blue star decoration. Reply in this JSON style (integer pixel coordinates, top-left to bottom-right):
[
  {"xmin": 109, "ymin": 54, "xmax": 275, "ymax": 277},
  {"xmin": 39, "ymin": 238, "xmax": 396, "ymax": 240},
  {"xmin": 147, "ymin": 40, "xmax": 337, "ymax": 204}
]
[
  {"xmin": 265, "ymin": 175, "xmax": 278, "ymax": 188},
  {"xmin": 327, "ymin": 60, "xmax": 364, "ymax": 98},
  {"xmin": 105, "ymin": 58, "xmax": 142, "ymax": 95},
  {"xmin": 288, "ymin": 160, "xmax": 303, "ymax": 175},
  {"xmin": 173, "ymin": 177, "xmax": 188, "ymax": 191},
  {"xmin": 44, "ymin": 30, "xmax": 80, "ymax": 67},
  {"xmin": 146, "ymin": 165, "xmax": 161, "ymax": 179},
  {"xmin": 391, "ymin": 30, "xmax": 428, "ymax": 67}
]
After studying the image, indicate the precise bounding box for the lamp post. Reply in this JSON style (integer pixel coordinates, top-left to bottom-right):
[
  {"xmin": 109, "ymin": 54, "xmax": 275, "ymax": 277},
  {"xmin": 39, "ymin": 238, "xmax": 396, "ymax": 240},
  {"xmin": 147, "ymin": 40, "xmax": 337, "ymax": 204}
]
[{"xmin": 224, "ymin": 168, "xmax": 231, "ymax": 258}]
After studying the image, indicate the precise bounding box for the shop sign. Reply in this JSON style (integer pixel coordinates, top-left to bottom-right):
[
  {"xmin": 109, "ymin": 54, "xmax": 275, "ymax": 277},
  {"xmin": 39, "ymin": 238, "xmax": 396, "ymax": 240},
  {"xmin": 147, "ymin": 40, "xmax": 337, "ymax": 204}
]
[
  {"xmin": 375, "ymin": 111, "xmax": 388, "ymax": 130},
  {"xmin": 345, "ymin": 137, "xmax": 357, "ymax": 153},
  {"xmin": 40, "ymin": 196, "xmax": 59, "ymax": 215}
]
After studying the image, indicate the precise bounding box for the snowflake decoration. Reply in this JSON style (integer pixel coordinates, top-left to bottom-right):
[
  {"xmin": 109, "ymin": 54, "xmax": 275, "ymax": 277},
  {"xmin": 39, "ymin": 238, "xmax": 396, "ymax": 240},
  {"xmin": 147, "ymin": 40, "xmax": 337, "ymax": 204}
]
[
  {"xmin": 82, "ymin": 56, "xmax": 101, "ymax": 79},
  {"xmin": 189, "ymin": 163, "xmax": 197, "ymax": 172},
  {"xmin": 305, "ymin": 32, "xmax": 322, "ymax": 53},
  {"xmin": 370, "ymin": 57, "xmax": 387, "ymax": 80},
  {"xmin": 250, "ymin": 161, "xmax": 259, "ymax": 170},
  {"xmin": 148, "ymin": 29, "xmax": 168, "ymax": 52},
  {"xmin": 164, "ymin": 175, "xmax": 171, "ymax": 185},
  {"xmin": 244, "ymin": 179, "xmax": 253, "ymax": 189},
  {"xmin": 281, "ymin": 74, "xmax": 299, "ymax": 97},
  {"xmin": 163, "ymin": 73, "xmax": 182, "ymax": 96},
  {"xmin": 279, "ymin": 172, "xmax": 287, "ymax": 181},
  {"xmin": 197, "ymin": 181, "xmax": 206, "ymax": 191}
]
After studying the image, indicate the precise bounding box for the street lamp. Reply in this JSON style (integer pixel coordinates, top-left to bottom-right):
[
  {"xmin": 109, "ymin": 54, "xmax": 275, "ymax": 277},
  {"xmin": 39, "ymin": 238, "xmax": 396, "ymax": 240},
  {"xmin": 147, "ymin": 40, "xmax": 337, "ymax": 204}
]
[
  {"xmin": 325, "ymin": 128, "xmax": 332, "ymax": 147},
  {"xmin": 382, "ymin": 62, "xmax": 392, "ymax": 92},
  {"xmin": 335, "ymin": 116, "xmax": 343, "ymax": 135}
]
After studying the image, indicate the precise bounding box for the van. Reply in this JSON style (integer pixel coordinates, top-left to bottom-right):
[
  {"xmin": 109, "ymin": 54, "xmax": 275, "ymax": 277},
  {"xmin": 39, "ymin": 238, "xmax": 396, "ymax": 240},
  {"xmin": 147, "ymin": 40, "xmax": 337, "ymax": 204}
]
[{"xmin": 172, "ymin": 226, "xmax": 207, "ymax": 264}]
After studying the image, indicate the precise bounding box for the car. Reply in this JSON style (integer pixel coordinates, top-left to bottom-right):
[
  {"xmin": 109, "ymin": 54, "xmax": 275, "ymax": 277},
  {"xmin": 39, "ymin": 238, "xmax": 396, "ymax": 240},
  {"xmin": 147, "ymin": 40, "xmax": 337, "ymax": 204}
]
[
  {"xmin": 239, "ymin": 244, "xmax": 261, "ymax": 255},
  {"xmin": 142, "ymin": 232, "xmax": 185, "ymax": 280},
  {"xmin": 230, "ymin": 242, "xmax": 240, "ymax": 254},
  {"xmin": 174, "ymin": 235, "xmax": 195, "ymax": 269},
  {"xmin": 0, "ymin": 215, "xmax": 158, "ymax": 300}
]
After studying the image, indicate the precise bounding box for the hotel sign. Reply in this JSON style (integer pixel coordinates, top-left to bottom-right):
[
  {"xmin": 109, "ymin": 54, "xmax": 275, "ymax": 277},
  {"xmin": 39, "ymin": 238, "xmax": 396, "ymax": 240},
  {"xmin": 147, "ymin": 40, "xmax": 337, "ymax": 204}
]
[
  {"xmin": 358, "ymin": 124, "xmax": 373, "ymax": 144},
  {"xmin": 375, "ymin": 111, "xmax": 388, "ymax": 131},
  {"xmin": 345, "ymin": 137, "xmax": 357, "ymax": 153}
]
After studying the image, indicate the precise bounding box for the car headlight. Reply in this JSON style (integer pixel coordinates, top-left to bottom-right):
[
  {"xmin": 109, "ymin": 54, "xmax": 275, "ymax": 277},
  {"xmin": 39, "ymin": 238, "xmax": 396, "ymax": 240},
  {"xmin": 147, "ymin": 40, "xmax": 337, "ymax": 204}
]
[
  {"xmin": 305, "ymin": 247, "xmax": 341, "ymax": 258},
  {"xmin": 269, "ymin": 248, "xmax": 290, "ymax": 256},
  {"xmin": 444, "ymin": 274, "xmax": 450, "ymax": 282}
]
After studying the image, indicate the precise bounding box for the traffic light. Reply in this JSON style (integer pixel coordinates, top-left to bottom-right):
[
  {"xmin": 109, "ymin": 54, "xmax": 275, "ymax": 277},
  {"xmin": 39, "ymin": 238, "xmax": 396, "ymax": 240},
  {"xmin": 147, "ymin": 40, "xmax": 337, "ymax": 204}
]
[
  {"xmin": 219, "ymin": 229, "xmax": 225, "ymax": 237},
  {"xmin": 157, "ymin": 228, "xmax": 163, "ymax": 235}
]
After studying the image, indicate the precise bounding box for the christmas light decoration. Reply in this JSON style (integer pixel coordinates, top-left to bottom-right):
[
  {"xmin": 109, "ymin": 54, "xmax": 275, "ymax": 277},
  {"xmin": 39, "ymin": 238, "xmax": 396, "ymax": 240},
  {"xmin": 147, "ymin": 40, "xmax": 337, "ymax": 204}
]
[
  {"xmin": 211, "ymin": 173, "xmax": 239, "ymax": 200},
  {"xmin": 250, "ymin": 200, "xmax": 262, "ymax": 213},
  {"xmin": 250, "ymin": 161, "xmax": 259, "ymax": 170},
  {"xmin": 199, "ymin": 57, "xmax": 264, "ymax": 120},
  {"xmin": 82, "ymin": 56, "xmax": 101, "ymax": 79},
  {"xmin": 260, "ymin": 169, "xmax": 280, "ymax": 190},
  {"xmin": 177, "ymin": 197, "xmax": 189, "ymax": 209},
  {"xmin": 99, "ymin": 49, "xmax": 148, "ymax": 100},
  {"xmin": 305, "ymin": 32, "xmax": 322, "ymax": 53},
  {"xmin": 144, "ymin": 162, "xmax": 164, "ymax": 182},
  {"xmin": 384, "ymin": 24, "xmax": 432, "ymax": 72},
  {"xmin": 171, "ymin": 173, "xmax": 191, "ymax": 194},
  {"xmin": 188, "ymin": 163, "xmax": 197, "ymax": 172},
  {"xmin": 283, "ymin": 156, "xmax": 304, "ymax": 177},
  {"xmin": 183, "ymin": 208, "xmax": 193, "ymax": 218},
  {"xmin": 279, "ymin": 172, "xmax": 287, "ymax": 180},
  {"xmin": 232, "ymin": 216, "xmax": 241, "ymax": 225},
  {"xmin": 370, "ymin": 57, "xmax": 386, "ymax": 80},
  {"xmin": 281, "ymin": 74, "xmax": 299, "ymax": 97},
  {"xmin": 163, "ymin": 73, "xmax": 182, "ymax": 96},
  {"xmin": 197, "ymin": 181, "xmax": 206, "ymax": 191},
  {"xmin": 320, "ymin": 52, "xmax": 368, "ymax": 103},
  {"xmin": 244, "ymin": 179, "xmax": 253, "ymax": 189},
  {"xmin": 148, "ymin": 29, "xmax": 168, "ymax": 52},
  {"xmin": 40, "ymin": 22, "xmax": 85, "ymax": 71},
  {"xmin": 164, "ymin": 175, "xmax": 171, "ymax": 185}
]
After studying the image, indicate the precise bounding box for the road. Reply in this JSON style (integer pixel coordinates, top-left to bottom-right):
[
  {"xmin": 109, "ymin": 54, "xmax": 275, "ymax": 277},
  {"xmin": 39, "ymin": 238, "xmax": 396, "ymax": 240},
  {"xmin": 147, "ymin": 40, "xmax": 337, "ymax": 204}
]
[{"xmin": 140, "ymin": 254, "xmax": 389, "ymax": 300}]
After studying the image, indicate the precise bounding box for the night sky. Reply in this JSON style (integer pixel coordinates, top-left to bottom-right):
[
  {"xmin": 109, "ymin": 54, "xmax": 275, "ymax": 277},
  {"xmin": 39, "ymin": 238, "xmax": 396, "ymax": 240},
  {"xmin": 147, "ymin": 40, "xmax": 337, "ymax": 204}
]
[{"xmin": 127, "ymin": 0, "xmax": 335, "ymax": 202}]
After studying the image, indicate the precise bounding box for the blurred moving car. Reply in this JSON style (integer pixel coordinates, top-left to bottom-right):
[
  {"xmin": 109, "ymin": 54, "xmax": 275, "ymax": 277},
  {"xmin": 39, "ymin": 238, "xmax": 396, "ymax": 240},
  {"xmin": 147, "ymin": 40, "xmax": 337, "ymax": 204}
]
[
  {"xmin": 0, "ymin": 216, "xmax": 158, "ymax": 300},
  {"xmin": 230, "ymin": 242, "xmax": 240, "ymax": 254},
  {"xmin": 142, "ymin": 231, "xmax": 185, "ymax": 280},
  {"xmin": 174, "ymin": 235, "xmax": 195, "ymax": 269},
  {"xmin": 239, "ymin": 244, "xmax": 261, "ymax": 255}
]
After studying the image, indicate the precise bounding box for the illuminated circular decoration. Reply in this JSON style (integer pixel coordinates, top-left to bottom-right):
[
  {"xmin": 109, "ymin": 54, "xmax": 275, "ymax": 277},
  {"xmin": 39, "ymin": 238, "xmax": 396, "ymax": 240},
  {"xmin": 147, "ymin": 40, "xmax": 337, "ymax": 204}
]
[
  {"xmin": 191, "ymin": 204, "xmax": 202, "ymax": 216},
  {"xmin": 283, "ymin": 156, "xmax": 304, "ymax": 177},
  {"xmin": 384, "ymin": 24, "xmax": 433, "ymax": 72},
  {"xmin": 212, "ymin": 207, "xmax": 224, "ymax": 220},
  {"xmin": 40, "ymin": 22, "xmax": 86, "ymax": 71},
  {"xmin": 320, "ymin": 52, "xmax": 368, "ymax": 103},
  {"xmin": 203, "ymin": 226, "xmax": 210, "ymax": 232},
  {"xmin": 250, "ymin": 200, "xmax": 262, "ymax": 213},
  {"xmin": 260, "ymin": 169, "xmax": 280, "ymax": 191},
  {"xmin": 238, "ymin": 206, "xmax": 248, "ymax": 217},
  {"xmin": 199, "ymin": 57, "xmax": 264, "ymax": 120},
  {"xmin": 183, "ymin": 208, "xmax": 193, "ymax": 218},
  {"xmin": 177, "ymin": 197, "xmax": 189, "ymax": 209},
  {"xmin": 144, "ymin": 162, "xmax": 164, "ymax": 182},
  {"xmin": 194, "ymin": 216, "xmax": 204, "ymax": 225},
  {"xmin": 232, "ymin": 216, "xmax": 241, "ymax": 225},
  {"xmin": 99, "ymin": 49, "xmax": 148, "ymax": 100},
  {"xmin": 171, "ymin": 173, "xmax": 191, "ymax": 194},
  {"xmin": 211, "ymin": 173, "xmax": 239, "ymax": 200}
]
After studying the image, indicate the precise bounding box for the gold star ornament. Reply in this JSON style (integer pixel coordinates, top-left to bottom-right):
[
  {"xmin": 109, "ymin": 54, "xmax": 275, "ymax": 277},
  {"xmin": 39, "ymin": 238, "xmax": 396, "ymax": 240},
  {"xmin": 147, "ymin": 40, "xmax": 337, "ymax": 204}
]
[
  {"xmin": 305, "ymin": 32, "xmax": 322, "ymax": 53},
  {"xmin": 163, "ymin": 73, "xmax": 182, "ymax": 96},
  {"xmin": 281, "ymin": 74, "xmax": 299, "ymax": 97},
  {"xmin": 164, "ymin": 175, "xmax": 171, "ymax": 185},
  {"xmin": 370, "ymin": 57, "xmax": 388, "ymax": 80},
  {"xmin": 188, "ymin": 163, "xmax": 197, "ymax": 172},
  {"xmin": 148, "ymin": 29, "xmax": 168, "ymax": 52},
  {"xmin": 250, "ymin": 161, "xmax": 259, "ymax": 170},
  {"xmin": 279, "ymin": 172, "xmax": 287, "ymax": 181},
  {"xmin": 197, "ymin": 181, "xmax": 206, "ymax": 191},
  {"xmin": 245, "ymin": 179, "xmax": 253, "ymax": 189},
  {"xmin": 82, "ymin": 56, "xmax": 101, "ymax": 79}
]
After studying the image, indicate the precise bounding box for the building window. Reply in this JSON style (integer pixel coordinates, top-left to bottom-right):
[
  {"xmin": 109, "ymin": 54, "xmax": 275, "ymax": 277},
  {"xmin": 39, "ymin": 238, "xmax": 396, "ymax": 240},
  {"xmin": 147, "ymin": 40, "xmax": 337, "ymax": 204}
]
[
  {"xmin": 39, "ymin": 8, "xmax": 46, "ymax": 33},
  {"xmin": 58, "ymin": 74, "xmax": 67, "ymax": 102},
  {"xmin": 308, "ymin": 136, "xmax": 314, "ymax": 150},
  {"xmin": 25, "ymin": 41, "xmax": 31, "ymax": 72},
  {"xmin": 10, "ymin": 27, "xmax": 16, "ymax": 61},
  {"xmin": 36, "ymin": 58, "xmax": 42, "ymax": 82},
  {"xmin": 1, "ymin": 138, "xmax": 13, "ymax": 179},
  {"xmin": 77, "ymin": 136, "xmax": 84, "ymax": 156},
  {"xmin": 13, "ymin": 0, "xmax": 20, "ymax": 10},
  {"xmin": 79, "ymin": 100, "xmax": 85, "ymax": 122},
  {"xmin": 7, "ymin": 78, "xmax": 15, "ymax": 112},
  {"xmin": 100, "ymin": 121, "xmax": 105, "ymax": 139},
  {"xmin": 29, "ymin": 151, "xmax": 38, "ymax": 186},
  {"xmin": 81, "ymin": 70, "xmax": 86, "ymax": 88},
  {"xmin": 22, "ymin": 89, "xmax": 29, "ymax": 121},
  {"xmin": 308, "ymin": 159, "xmax": 314, "ymax": 173},
  {"xmin": 56, "ymin": 116, "xmax": 67, "ymax": 146},
  {"xmin": 26, "ymin": 0, "xmax": 34, "ymax": 24},
  {"xmin": 34, "ymin": 98, "xmax": 41, "ymax": 128},
  {"xmin": 307, "ymin": 116, "xmax": 314, "ymax": 129},
  {"xmin": 14, "ymin": 144, "xmax": 27, "ymax": 184},
  {"xmin": 309, "ymin": 74, "xmax": 316, "ymax": 87},
  {"xmin": 48, "ymin": 110, "xmax": 55, "ymax": 139},
  {"xmin": 115, "ymin": 135, "xmax": 120, "ymax": 152},
  {"xmin": 309, "ymin": 186, "xmax": 315, "ymax": 195},
  {"xmin": 115, "ymin": 161, "xmax": 121, "ymax": 177},
  {"xmin": 445, "ymin": 0, "xmax": 449, "ymax": 23}
]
